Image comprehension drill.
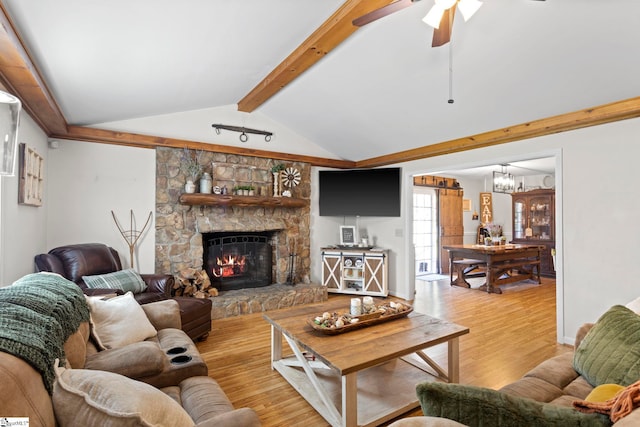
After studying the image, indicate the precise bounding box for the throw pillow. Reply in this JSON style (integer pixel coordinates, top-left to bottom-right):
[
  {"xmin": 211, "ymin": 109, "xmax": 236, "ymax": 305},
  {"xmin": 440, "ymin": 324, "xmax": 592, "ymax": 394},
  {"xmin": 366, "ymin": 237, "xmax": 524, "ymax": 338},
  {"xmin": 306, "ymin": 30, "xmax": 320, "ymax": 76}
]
[
  {"xmin": 85, "ymin": 292, "xmax": 157, "ymax": 350},
  {"xmin": 52, "ymin": 363, "xmax": 194, "ymax": 427},
  {"xmin": 82, "ymin": 268, "xmax": 147, "ymax": 294},
  {"xmin": 416, "ymin": 382, "xmax": 610, "ymax": 427},
  {"xmin": 573, "ymin": 305, "xmax": 640, "ymax": 387},
  {"xmin": 584, "ymin": 384, "xmax": 625, "ymax": 403}
]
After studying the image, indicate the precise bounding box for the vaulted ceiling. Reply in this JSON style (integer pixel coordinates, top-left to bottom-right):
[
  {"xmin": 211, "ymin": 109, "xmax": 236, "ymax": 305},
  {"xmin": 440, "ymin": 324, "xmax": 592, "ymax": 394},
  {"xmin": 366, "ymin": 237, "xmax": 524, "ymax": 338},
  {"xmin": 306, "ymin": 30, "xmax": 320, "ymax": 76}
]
[{"xmin": 1, "ymin": 0, "xmax": 640, "ymax": 168}]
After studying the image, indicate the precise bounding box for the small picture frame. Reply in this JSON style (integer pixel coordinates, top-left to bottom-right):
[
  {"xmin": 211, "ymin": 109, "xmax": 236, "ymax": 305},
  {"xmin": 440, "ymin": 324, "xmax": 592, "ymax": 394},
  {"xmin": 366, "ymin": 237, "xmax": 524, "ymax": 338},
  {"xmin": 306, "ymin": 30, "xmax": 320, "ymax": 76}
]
[
  {"xmin": 462, "ymin": 199, "xmax": 472, "ymax": 212},
  {"xmin": 339, "ymin": 225, "xmax": 356, "ymax": 246}
]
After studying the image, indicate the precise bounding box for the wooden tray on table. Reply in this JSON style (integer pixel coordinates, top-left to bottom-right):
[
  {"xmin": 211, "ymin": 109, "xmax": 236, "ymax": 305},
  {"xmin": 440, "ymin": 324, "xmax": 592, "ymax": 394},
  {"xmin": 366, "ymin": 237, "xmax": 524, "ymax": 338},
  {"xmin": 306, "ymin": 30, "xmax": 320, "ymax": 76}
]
[{"xmin": 307, "ymin": 303, "xmax": 413, "ymax": 335}]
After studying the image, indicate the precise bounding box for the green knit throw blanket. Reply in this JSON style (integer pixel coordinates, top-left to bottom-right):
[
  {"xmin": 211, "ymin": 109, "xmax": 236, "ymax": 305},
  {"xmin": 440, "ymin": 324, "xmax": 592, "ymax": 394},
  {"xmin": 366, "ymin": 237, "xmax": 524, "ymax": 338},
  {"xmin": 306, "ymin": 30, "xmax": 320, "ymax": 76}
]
[{"xmin": 0, "ymin": 272, "xmax": 90, "ymax": 394}]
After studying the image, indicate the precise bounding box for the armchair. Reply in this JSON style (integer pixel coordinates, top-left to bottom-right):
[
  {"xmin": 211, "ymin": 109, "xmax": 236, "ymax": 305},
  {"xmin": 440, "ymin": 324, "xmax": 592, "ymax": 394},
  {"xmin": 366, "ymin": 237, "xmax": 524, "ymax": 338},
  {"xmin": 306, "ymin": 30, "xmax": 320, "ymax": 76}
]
[
  {"xmin": 34, "ymin": 243, "xmax": 171, "ymax": 304},
  {"xmin": 35, "ymin": 243, "xmax": 212, "ymax": 341}
]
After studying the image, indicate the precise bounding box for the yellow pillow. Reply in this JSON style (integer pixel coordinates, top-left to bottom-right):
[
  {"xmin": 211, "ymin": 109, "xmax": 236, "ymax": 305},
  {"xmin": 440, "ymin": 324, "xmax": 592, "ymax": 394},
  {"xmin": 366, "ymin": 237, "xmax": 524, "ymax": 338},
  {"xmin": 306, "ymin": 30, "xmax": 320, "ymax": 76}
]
[{"xmin": 584, "ymin": 384, "xmax": 625, "ymax": 402}]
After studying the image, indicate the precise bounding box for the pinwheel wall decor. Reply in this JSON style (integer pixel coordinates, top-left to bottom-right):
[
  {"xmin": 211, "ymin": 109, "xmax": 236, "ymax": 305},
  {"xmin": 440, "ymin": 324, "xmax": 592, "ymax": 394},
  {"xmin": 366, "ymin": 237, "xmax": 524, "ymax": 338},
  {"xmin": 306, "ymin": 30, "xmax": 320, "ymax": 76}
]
[{"xmin": 282, "ymin": 167, "xmax": 301, "ymax": 187}]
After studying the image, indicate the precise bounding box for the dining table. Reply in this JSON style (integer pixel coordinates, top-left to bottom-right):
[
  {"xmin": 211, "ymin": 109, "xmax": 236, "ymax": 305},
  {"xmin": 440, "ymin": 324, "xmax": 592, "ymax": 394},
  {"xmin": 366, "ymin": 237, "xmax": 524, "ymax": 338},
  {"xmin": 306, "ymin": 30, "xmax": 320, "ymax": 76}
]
[{"xmin": 443, "ymin": 243, "xmax": 543, "ymax": 294}]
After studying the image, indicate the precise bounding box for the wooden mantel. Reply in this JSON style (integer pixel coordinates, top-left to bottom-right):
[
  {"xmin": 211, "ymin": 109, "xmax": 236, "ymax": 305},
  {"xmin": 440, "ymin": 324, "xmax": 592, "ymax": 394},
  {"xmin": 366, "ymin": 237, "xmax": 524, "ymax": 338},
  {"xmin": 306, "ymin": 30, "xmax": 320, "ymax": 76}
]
[{"xmin": 178, "ymin": 193, "xmax": 309, "ymax": 208}]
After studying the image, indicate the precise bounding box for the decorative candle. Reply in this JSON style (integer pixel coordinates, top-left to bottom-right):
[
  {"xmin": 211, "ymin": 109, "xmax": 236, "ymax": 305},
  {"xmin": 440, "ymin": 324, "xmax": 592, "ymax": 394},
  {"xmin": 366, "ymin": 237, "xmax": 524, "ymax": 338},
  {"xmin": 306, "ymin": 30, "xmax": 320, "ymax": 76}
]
[{"xmin": 350, "ymin": 298, "xmax": 362, "ymax": 316}]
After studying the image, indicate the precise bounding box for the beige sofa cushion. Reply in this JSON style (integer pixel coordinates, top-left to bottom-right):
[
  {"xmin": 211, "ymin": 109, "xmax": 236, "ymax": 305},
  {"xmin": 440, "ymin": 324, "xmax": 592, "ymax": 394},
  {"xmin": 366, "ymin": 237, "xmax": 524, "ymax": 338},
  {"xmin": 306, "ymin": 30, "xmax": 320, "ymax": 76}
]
[
  {"xmin": 162, "ymin": 376, "xmax": 262, "ymax": 427},
  {"xmin": 499, "ymin": 352, "xmax": 593, "ymax": 405},
  {"xmin": 62, "ymin": 322, "xmax": 91, "ymax": 369},
  {"xmin": 53, "ymin": 364, "xmax": 194, "ymax": 427},
  {"xmin": 85, "ymin": 292, "xmax": 157, "ymax": 349},
  {"xmin": 0, "ymin": 352, "xmax": 56, "ymax": 426}
]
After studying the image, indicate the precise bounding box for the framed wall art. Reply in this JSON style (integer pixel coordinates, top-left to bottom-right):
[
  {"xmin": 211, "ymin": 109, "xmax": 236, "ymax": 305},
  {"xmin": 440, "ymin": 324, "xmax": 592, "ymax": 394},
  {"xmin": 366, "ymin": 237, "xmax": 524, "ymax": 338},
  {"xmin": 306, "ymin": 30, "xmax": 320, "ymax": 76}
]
[
  {"xmin": 339, "ymin": 225, "xmax": 356, "ymax": 246},
  {"xmin": 18, "ymin": 143, "xmax": 44, "ymax": 206}
]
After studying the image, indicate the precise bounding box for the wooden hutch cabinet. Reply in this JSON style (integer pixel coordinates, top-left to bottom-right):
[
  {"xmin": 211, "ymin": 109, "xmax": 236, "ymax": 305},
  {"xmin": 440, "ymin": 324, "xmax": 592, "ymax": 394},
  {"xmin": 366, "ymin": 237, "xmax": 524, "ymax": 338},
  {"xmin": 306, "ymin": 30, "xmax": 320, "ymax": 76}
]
[{"xmin": 511, "ymin": 189, "xmax": 556, "ymax": 277}]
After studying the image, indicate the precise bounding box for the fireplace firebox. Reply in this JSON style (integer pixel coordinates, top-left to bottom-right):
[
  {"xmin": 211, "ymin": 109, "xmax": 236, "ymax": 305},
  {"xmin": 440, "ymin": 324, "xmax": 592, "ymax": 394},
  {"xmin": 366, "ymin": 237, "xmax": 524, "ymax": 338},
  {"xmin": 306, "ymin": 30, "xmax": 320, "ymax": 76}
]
[{"xmin": 203, "ymin": 232, "xmax": 273, "ymax": 291}]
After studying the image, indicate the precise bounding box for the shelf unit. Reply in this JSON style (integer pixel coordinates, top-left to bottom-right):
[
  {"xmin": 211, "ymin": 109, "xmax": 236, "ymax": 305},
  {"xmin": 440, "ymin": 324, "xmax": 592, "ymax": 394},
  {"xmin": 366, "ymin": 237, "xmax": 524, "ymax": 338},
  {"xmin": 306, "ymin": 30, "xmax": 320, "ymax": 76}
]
[
  {"xmin": 321, "ymin": 248, "xmax": 388, "ymax": 296},
  {"xmin": 179, "ymin": 193, "xmax": 309, "ymax": 208},
  {"xmin": 511, "ymin": 189, "xmax": 556, "ymax": 277}
]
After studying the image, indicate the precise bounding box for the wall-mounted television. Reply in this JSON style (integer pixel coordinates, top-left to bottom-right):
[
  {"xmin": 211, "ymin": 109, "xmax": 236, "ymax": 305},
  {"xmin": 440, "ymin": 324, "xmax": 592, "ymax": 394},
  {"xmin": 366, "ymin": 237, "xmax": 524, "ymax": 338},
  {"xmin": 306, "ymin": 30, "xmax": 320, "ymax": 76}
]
[{"xmin": 319, "ymin": 167, "xmax": 401, "ymax": 217}]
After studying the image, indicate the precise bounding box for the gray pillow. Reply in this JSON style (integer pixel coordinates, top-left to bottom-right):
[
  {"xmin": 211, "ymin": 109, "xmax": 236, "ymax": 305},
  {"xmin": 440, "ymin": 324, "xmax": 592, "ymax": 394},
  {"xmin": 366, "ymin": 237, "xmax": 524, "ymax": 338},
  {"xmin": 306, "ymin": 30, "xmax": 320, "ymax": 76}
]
[{"xmin": 83, "ymin": 268, "xmax": 147, "ymax": 294}]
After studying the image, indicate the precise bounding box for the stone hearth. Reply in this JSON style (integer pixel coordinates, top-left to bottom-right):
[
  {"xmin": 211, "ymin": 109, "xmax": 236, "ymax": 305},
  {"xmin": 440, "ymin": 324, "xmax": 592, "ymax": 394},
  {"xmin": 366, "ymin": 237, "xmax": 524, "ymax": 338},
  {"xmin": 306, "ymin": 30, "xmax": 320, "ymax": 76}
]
[{"xmin": 210, "ymin": 283, "xmax": 327, "ymax": 320}]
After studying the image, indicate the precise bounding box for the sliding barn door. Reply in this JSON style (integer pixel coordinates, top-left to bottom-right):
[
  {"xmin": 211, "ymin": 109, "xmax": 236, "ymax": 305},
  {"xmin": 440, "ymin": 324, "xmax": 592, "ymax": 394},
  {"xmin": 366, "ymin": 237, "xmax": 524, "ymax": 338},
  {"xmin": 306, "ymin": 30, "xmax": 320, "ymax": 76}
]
[{"xmin": 438, "ymin": 188, "xmax": 464, "ymax": 274}]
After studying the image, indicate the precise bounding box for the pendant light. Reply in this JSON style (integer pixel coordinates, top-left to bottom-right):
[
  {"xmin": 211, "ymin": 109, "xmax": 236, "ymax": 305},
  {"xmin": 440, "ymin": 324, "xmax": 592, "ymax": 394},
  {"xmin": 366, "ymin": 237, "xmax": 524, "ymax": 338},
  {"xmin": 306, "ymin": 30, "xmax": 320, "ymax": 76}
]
[{"xmin": 0, "ymin": 90, "xmax": 21, "ymax": 176}]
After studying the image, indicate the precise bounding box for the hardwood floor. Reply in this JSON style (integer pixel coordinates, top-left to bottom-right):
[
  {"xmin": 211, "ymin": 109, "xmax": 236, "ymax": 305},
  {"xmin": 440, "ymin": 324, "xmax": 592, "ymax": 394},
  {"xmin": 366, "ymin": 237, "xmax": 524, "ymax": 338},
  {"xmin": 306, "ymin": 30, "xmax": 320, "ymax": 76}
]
[{"xmin": 196, "ymin": 277, "xmax": 569, "ymax": 426}]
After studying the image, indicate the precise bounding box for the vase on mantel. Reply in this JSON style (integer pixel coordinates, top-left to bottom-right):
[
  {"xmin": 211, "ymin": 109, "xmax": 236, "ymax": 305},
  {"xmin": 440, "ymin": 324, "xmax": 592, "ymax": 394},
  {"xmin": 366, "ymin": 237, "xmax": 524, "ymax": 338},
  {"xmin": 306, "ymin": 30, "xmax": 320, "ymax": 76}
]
[
  {"xmin": 185, "ymin": 180, "xmax": 196, "ymax": 193},
  {"xmin": 272, "ymin": 172, "xmax": 281, "ymax": 197}
]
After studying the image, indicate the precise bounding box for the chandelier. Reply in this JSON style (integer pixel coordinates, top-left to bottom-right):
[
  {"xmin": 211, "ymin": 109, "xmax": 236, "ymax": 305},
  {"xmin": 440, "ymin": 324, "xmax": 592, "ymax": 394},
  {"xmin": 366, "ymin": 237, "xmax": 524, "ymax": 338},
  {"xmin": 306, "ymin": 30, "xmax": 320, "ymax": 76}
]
[{"xmin": 493, "ymin": 165, "xmax": 515, "ymax": 193}]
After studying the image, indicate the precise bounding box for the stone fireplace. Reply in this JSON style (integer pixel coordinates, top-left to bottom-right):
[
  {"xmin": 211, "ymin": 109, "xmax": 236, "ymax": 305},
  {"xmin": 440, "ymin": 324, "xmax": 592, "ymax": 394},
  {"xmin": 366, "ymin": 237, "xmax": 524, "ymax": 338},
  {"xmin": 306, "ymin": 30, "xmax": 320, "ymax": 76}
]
[{"xmin": 155, "ymin": 147, "xmax": 312, "ymax": 288}]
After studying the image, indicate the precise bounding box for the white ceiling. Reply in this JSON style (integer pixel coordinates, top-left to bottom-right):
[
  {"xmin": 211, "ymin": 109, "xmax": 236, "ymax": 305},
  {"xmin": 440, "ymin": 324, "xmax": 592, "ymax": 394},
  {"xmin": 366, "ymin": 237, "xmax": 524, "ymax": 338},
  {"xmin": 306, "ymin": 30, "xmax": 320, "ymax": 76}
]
[
  {"xmin": 436, "ymin": 156, "xmax": 556, "ymax": 180},
  {"xmin": 2, "ymin": 0, "xmax": 640, "ymax": 162}
]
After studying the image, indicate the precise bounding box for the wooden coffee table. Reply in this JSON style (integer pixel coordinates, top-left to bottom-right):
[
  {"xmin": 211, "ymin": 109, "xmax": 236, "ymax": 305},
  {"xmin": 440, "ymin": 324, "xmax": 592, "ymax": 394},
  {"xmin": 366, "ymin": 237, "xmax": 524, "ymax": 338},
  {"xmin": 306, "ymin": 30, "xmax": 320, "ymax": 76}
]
[{"xmin": 263, "ymin": 299, "xmax": 469, "ymax": 427}]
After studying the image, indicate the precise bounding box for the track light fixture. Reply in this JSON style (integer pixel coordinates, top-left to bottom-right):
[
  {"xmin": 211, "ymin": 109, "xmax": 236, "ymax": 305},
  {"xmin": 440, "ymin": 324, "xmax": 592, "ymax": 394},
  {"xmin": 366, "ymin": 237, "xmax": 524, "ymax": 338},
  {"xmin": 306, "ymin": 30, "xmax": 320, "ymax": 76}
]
[{"xmin": 212, "ymin": 124, "xmax": 273, "ymax": 143}]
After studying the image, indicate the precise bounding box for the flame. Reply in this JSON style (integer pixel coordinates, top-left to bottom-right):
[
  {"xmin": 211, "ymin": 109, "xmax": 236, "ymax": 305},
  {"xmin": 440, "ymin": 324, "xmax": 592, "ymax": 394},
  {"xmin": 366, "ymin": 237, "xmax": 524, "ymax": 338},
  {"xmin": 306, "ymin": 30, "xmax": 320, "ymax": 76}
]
[{"xmin": 211, "ymin": 254, "xmax": 246, "ymax": 278}]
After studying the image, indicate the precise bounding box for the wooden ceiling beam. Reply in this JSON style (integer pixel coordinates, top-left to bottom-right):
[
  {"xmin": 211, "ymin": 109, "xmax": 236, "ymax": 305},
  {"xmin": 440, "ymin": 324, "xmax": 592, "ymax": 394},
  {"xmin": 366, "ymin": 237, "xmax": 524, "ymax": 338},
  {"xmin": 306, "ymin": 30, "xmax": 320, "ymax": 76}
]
[
  {"xmin": 58, "ymin": 126, "xmax": 356, "ymax": 169},
  {"xmin": 356, "ymin": 96, "xmax": 640, "ymax": 168},
  {"xmin": 2, "ymin": 4, "xmax": 640, "ymax": 170},
  {"xmin": 0, "ymin": 5, "xmax": 67, "ymax": 135},
  {"xmin": 237, "ymin": 0, "xmax": 397, "ymax": 113}
]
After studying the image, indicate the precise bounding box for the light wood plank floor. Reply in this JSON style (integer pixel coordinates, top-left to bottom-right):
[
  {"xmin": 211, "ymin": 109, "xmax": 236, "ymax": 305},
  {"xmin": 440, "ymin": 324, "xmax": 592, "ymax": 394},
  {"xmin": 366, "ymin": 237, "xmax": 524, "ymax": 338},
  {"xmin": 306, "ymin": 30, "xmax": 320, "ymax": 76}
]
[{"xmin": 196, "ymin": 277, "xmax": 570, "ymax": 426}]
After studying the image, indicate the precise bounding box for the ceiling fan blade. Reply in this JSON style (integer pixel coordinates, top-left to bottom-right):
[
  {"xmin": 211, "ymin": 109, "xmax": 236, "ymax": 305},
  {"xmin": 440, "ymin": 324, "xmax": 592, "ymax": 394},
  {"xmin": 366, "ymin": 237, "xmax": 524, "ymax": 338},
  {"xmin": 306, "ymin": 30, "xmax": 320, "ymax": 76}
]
[
  {"xmin": 432, "ymin": 5, "xmax": 456, "ymax": 47},
  {"xmin": 352, "ymin": 0, "xmax": 415, "ymax": 27}
]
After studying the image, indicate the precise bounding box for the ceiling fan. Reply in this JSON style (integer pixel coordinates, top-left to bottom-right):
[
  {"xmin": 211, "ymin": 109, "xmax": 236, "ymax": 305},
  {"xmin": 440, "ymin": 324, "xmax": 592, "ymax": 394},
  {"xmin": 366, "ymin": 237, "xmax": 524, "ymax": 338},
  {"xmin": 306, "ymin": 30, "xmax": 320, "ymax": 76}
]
[{"xmin": 353, "ymin": 0, "xmax": 544, "ymax": 47}]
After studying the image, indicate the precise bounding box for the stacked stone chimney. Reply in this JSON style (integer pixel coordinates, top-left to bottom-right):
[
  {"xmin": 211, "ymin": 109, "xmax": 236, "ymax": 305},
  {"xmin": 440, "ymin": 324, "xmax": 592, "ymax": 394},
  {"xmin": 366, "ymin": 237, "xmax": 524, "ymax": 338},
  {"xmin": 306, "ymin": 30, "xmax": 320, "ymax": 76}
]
[{"xmin": 155, "ymin": 147, "xmax": 311, "ymax": 286}]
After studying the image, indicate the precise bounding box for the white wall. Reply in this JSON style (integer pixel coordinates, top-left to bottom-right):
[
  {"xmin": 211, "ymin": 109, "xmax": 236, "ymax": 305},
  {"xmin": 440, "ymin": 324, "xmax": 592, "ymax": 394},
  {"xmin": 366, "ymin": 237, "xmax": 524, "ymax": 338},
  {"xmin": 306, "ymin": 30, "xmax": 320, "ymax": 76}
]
[
  {"xmin": 45, "ymin": 140, "xmax": 156, "ymax": 272},
  {"xmin": 311, "ymin": 117, "xmax": 640, "ymax": 344},
  {"xmin": 0, "ymin": 113, "xmax": 49, "ymax": 284},
  {"xmin": 5, "ymin": 107, "xmax": 640, "ymax": 345}
]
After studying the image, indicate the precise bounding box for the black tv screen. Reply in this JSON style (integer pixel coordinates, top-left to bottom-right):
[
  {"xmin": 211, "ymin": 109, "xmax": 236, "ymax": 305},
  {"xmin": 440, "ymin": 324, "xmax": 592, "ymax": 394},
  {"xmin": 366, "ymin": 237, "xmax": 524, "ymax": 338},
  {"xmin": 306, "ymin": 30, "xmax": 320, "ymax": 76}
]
[{"xmin": 319, "ymin": 167, "xmax": 401, "ymax": 217}]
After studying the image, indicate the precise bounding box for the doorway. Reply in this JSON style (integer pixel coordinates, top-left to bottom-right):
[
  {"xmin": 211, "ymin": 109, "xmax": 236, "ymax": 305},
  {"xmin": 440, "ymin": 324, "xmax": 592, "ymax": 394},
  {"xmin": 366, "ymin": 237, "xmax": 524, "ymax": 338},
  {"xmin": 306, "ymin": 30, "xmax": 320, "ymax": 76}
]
[
  {"xmin": 407, "ymin": 153, "xmax": 563, "ymax": 343},
  {"xmin": 413, "ymin": 186, "xmax": 438, "ymax": 277}
]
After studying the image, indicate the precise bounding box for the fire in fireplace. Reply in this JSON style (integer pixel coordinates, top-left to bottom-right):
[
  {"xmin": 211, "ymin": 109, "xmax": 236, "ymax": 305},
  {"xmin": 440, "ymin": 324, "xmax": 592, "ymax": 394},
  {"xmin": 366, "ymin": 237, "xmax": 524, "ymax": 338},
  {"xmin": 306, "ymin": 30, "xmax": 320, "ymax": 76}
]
[
  {"xmin": 203, "ymin": 232, "xmax": 273, "ymax": 291},
  {"xmin": 212, "ymin": 254, "xmax": 246, "ymax": 278}
]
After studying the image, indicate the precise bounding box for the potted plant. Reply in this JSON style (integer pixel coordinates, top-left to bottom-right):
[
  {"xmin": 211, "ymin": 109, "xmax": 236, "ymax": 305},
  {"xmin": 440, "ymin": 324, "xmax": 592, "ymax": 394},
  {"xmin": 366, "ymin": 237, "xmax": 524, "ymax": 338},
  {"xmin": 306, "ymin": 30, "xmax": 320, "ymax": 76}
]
[
  {"xmin": 485, "ymin": 223, "xmax": 503, "ymax": 243},
  {"xmin": 181, "ymin": 148, "xmax": 204, "ymax": 183},
  {"xmin": 270, "ymin": 163, "xmax": 285, "ymax": 174}
]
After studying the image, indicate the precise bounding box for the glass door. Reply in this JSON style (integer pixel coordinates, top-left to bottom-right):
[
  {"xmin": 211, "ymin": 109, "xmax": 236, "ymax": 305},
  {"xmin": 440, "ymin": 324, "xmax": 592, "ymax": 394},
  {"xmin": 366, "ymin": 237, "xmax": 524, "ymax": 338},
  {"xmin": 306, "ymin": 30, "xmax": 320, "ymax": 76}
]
[{"xmin": 413, "ymin": 187, "xmax": 438, "ymax": 276}]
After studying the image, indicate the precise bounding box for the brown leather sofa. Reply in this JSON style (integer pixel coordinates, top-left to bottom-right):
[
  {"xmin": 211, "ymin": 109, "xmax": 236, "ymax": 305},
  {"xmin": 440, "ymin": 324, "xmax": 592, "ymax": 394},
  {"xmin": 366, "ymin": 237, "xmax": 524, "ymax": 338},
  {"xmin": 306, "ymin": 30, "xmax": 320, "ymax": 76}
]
[
  {"xmin": 0, "ymin": 273, "xmax": 260, "ymax": 426},
  {"xmin": 35, "ymin": 243, "xmax": 212, "ymax": 341}
]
